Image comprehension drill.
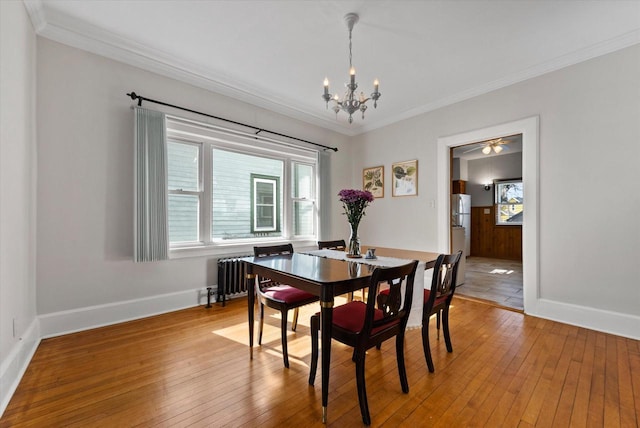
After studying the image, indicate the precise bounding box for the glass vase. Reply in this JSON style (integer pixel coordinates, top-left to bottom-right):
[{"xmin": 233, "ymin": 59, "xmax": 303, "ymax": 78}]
[{"xmin": 347, "ymin": 222, "xmax": 361, "ymax": 258}]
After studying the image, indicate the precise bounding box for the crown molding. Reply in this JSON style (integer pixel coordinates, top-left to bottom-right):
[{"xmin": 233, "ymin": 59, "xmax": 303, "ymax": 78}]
[
  {"xmin": 24, "ymin": 1, "xmax": 360, "ymax": 136},
  {"xmin": 357, "ymin": 29, "xmax": 640, "ymax": 135},
  {"xmin": 24, "ymin": 1, "xmax": 640, "ymax": 138}
]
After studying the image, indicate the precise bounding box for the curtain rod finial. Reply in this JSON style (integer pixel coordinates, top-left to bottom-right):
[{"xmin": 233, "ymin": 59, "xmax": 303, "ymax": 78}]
[{"xmin": 127, "ymin": 92, "xmax": 142, "ymax": 106}]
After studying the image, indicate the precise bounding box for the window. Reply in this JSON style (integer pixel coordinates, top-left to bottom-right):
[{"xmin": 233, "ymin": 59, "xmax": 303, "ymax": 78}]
[
  {"xmin": 165, "ymin": 117, "xmax": 318, "ymax": 249},
  {"xmin": 495, "ymin": 179, "xmax": 523, "ymax": 225},
  {"xmin": 167, "ymin": 141, "xmax": 201, "ymax": 243},
  {"xmin": 251, "ymin": 174, "xmax": 280, "ymax": 233}
]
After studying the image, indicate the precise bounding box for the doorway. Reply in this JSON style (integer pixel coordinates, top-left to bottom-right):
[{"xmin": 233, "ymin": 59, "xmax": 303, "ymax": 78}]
[
  {"xmin": 450, "ymin": 136, "xmax": 523, "ymax": 310},
  {"xmin": 436, "ymin": 117, "xmax": 539, "ymax": 314}
]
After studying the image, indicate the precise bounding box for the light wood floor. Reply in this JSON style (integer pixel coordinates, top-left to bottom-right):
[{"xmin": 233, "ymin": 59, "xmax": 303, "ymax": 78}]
[
  {"xmin": 456, "ymin": 257, "xmax": 524, "ymax": 311},
  {"xmin": 2, "ymin": 297, "xmax": 639, "ymax": 427}
]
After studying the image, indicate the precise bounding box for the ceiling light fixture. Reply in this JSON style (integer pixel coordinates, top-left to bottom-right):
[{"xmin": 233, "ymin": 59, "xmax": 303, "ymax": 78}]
[
  {"xmin": 482, "ymin": 139, "xmax": 505, "ymax": 155},
  {"xmin": 322, "ymin": 13, "xmax": 381, "ymax": 123}
]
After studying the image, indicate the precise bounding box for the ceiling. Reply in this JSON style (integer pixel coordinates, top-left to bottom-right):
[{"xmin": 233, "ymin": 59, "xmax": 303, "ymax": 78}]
[
  {"xmin": 24, "ymin": 1, "xmax": 640, "ymax": 136},
  {"xmin": 453, "ymin": 135, "xmax": 522, "ymax": 161}
]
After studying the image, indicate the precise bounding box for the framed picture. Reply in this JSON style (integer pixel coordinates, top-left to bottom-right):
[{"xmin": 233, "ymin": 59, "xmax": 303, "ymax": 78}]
[
  {"xmin": 392, "ymin": 159, "xmax": 418, "ymax": 197},
  {"xmin": 363, "ymin": 165, "xmax": 384, "ymax": 198}
]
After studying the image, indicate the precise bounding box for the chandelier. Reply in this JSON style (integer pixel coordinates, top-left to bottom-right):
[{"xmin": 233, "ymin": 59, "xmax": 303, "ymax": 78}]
[{"xmin": 322, "ymin": 13, "xmax": 381, "ymax": 123}]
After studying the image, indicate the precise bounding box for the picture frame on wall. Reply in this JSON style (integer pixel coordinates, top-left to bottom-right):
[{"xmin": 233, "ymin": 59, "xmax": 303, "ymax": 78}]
[
  {"xmin": 363, "ymin": 165, "xmax": 384, "ymax": 198},
  {"xmin": 392, "ymin": 159, "xmax": 418, "ymax": 197}
]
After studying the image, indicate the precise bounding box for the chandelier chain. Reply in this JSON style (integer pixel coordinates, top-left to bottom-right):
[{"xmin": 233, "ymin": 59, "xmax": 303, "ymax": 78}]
[{"xmin": 349, "ymin": 27, "xmax": 353, "ymax": 69}]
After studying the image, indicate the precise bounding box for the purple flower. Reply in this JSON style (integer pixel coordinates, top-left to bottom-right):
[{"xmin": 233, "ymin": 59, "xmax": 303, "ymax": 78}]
[{"xmin": 338, "ymin": 189, "xmax": 374, "ymax": 226}]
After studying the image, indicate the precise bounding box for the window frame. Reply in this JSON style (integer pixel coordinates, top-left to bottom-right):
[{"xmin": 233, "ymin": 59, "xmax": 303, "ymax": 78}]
[
  {"xmin": 165, "ymin": 116, "xmax": 319, "ymax": 258},
  {"xmin": 250, "ymin": 174, "xmax": 281, "ymax": 233},
  {"xmin": 167, "ymin": 140, "xmax": 203, "ymax": 244}
]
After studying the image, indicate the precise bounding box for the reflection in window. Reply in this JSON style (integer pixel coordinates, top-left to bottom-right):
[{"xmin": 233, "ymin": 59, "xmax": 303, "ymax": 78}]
[{"xmin": 251, "ymin": 175, "xmax": 279, "ymax": 232}]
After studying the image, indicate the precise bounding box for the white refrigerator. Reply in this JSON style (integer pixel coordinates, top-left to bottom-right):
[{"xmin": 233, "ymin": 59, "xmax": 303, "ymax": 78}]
[{"xmin": 451, "ymin": 194, "xmax": 471, "ymax": 257}]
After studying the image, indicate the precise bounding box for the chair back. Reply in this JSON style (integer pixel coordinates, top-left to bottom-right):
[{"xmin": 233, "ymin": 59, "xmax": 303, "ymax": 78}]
[
  {"xmin": 253, "ymin": 243, "xmax": 294, "ymax": 258},
  {"xmin": 425, "ymin": 251, "xmax": 462, "ymax": 309},
  {"xmin": 363, "ymin": 260, "xmax": 419, "ymax": 336},
  {"xmin": 253, "ymin": 244, "xmax": 295, "ymax": 290},
  {"xmin": 318, "ymin": 239, "xmax": 346, "ymax": 250}
]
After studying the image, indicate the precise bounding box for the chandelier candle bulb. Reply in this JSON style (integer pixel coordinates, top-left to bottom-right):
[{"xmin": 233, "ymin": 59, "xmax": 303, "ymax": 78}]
[{"xmin": 374, "ymin": 79, "xmax": 379, "ymax": 92}]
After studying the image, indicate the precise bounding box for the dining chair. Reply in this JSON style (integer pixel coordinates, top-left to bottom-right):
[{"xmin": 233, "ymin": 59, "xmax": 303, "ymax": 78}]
[
  {"xmin": 421, "ymin": 251, "xmax": 462, "ymax": 372},
  {"xmin": 253, "ymin": 243, "xmax": 319, "ymax": 368},
  {"xmin": 376, "ymin": 251, "xmax": 461, "ymax": 372},
  {"xmin": 317, "ymin": 239, "xmax": 359, "ymax": 301},
  {"xmin": 317, "ymin": 239, "xmax": 346, "ymax": 251},
  {"xmin": 308, "ymin": 260, "xmax": 419, "ymax": 425}
]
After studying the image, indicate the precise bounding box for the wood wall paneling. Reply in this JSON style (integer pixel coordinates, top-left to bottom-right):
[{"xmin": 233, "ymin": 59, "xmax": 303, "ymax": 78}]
[{"xmin": 471, "ymin": 206, "xmax": 522, "ymax": 260}]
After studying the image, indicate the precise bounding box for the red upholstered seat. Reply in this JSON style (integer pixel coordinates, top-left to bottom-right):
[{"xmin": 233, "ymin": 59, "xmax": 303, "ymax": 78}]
[
  {"xmin": 263, "ymin": 285, "xmax": 316, "ymax": 304},
  {"xmin": 423, "ymin": 289, "xmax": 449, "ymax": 307},
  {"xmin": 379, "ymin": 287, "xmax": 450, "ymax": 307},
  {"xmin": 328, "ymin": 301, "xmax": 399, "ymax": 335}
]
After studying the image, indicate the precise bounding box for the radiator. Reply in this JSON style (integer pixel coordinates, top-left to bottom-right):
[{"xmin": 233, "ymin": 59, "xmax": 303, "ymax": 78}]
[{"xmin": 214, "ymin": 255, "xmax": 252, "ymax": 307}]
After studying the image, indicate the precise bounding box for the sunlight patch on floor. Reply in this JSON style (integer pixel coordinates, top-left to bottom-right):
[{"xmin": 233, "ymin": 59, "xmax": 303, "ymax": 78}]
[{"xmin": 489, "ymin": 268, "xmax": 514, "ymax": 275}]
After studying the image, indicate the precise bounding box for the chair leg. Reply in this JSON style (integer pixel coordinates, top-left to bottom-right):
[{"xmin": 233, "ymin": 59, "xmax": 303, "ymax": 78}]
[
  {"xmin": 354, "ymin": 349, "xmax": 371, "ymax": 425},
  {"xmin": 442, "ymin": 306, "xmax": 453, "ymax": 353},
  {"xmin": 308, "ymin": 314, "xmax": 319, "ymax": 385},
  {"xmin": 281, "ymin": 309, "xmax": 290, "ymax": 368},
  {"xmin": 258, "ymin": 303, "xmax": 265, "ymax": 345},
  {"xmin": 396, "ymin": 333, "xmax": 409, "ymax": 393},
  {"xmin": 291, "ymin": 307, "xmax": 299, "ymax": 331},
  {"xmin": 436, "ymin": 310, "xmax": 441, "ymax": 339},
  {"xmin": 422, "ymin": 316, "xmax": 435, "ymax": 373}
]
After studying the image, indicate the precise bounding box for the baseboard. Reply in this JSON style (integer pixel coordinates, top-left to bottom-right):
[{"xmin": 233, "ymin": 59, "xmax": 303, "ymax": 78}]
[
  {"xmin": 531, "ymin": 298, "xmax": 640, "ymax": 340},
  {"xmin": 39, "ymin": 287, "xmax": 206, "ymax": 339},
  {"xmin": 0, "ymin": 317, "xmax": 40, "ymax": 417}
]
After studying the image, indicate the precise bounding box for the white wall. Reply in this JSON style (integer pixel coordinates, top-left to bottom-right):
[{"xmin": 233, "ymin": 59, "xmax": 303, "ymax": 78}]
[
  {"xmin": 0, "ymin": 1, "xmax": 39, "ymax": 414},
  {"xmin": 35, "ymin": 38, "xmax": 352, "ymax": 335},
  {"xmin": 353, "ymin": 44, "xmax": 640, "ymax": 337}
]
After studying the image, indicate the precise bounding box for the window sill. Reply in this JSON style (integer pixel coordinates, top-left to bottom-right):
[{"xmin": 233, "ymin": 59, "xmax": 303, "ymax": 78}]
[{"xmin": 169, "ymin": 238, "xmax": 318, "ymax": 259}]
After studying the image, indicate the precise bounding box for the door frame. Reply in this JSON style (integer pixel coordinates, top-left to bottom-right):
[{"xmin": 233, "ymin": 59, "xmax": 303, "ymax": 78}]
[{"xmin": 436, "ymin": 116, "xmax": 539, "ymax": 314}]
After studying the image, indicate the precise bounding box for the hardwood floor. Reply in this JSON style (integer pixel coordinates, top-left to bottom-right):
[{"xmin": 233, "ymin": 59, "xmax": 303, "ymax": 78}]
[
  {"xmin": 455, "ymin": 257, "xmax": 524, "ymax": 311},
  {"xmin": 2, "ymin": 297, "xmax": 639, "ymax": 427}
]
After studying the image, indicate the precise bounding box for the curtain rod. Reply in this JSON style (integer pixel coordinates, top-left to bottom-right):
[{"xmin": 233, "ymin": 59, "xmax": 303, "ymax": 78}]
[{"xmin": 126, "ymin": 92, "xmax": 338, "ymax": 152}]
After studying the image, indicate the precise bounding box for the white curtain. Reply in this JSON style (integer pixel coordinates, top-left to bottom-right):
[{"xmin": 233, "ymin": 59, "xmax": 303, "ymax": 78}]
[
  {"xmin": 134, "ymin": 107, "xmax": 168, "ymax": 262},
  {"xmin": 318, "ymin": 150, "xmax": 332, "ymax": 240}
]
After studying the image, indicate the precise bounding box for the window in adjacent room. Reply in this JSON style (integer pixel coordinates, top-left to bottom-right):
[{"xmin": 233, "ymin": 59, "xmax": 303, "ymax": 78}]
[{"xmin": 495, "ymin": 179, "xmax": 523, "ymax": 225}]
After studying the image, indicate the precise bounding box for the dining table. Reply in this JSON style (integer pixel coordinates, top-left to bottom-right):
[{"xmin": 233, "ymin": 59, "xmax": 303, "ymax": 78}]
[{"xmin": 243, "ymin": 246, "xmax": 439, "ymax": 423}]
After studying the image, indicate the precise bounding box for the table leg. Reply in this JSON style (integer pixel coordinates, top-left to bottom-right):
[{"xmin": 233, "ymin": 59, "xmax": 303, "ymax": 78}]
[
  {"xmin": 246, "ymin": 272, "xmax": 256, "ymax": 359},
  {"xmin": 320, "ymin": 298, "xmax": 334, "ymax": 423}
]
